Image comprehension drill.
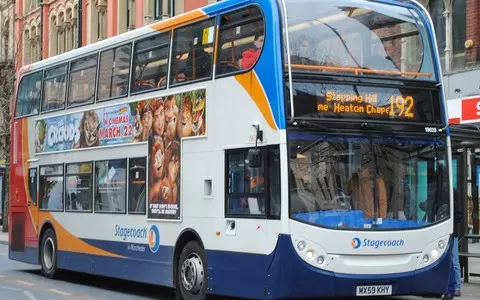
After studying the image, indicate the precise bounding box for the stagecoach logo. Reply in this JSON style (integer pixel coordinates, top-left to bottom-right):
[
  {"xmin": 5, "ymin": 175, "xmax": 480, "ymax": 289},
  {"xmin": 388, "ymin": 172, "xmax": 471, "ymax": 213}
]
[
  {"xmin": 351, "ymin": 237, "xmax": 361, "ymax": 249},
  {"xmin": 351, "ymin": 237, "xmax": 405, "ymax": 249},
  {"xmin": 148, "ymin": 225, "xmax": 161, "ymax": 253}
]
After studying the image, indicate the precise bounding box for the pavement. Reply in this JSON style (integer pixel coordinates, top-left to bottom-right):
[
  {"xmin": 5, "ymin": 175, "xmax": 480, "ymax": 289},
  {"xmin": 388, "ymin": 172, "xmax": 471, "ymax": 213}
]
[
  {"xmin": 0, "ymin": 226, "xmax": 479, "ymax": 299},
  {"xmin": 0, "ymin": 226, "xmax": 6, "ymax": 246}
]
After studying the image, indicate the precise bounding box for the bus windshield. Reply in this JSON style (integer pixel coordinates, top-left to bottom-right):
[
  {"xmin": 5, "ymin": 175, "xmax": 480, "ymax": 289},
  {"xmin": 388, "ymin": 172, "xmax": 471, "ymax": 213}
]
[
  {"xmin": 284, "ymin": 0, "xmax": 436, "ymax": 81},
  {"xmin": 289, "ymin": 131, "xmax": 450, "ymax": 230}
]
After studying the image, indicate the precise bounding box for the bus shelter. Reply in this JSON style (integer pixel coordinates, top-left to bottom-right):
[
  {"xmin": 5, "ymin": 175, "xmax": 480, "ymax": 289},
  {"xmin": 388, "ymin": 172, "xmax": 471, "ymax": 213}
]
[{"xmin": 447, "ymin": 95, "xmax": 480, "ymax": 281}]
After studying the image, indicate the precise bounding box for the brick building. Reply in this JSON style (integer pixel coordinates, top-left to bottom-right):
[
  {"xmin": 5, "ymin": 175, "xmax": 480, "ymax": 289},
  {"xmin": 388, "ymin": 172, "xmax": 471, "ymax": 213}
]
[
  {"xmin": 420, "ymin": 0, "xmax": 479, "ymax": 99},
  {"xmin": 14, "ymin": 0, "xmax": 218, "ymax": 69}
]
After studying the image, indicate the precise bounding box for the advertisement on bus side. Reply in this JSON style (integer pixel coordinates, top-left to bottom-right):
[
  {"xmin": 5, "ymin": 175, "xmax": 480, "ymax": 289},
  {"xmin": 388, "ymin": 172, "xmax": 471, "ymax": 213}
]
[
  {"xmin": 148, "ymin": 89, "xmax": 206, "ymax": 220},
  {"xmin": 34, "ymin": 88, "xmax": 206, "ymax": 220},
  {"xmin": 34, "ymin": 102, "xmax": 150, "ymax": 153}
]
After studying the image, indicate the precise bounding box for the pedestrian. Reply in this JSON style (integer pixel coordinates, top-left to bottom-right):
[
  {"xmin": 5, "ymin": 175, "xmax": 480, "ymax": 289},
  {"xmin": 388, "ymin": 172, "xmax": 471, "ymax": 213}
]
[{"xmin": 443, "ymin": 188, "xmax": 462, "ymax": 299}]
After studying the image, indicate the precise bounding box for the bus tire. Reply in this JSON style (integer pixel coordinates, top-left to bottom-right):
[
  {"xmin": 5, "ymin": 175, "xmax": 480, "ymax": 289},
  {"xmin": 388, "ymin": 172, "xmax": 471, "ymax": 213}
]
[
  {"xmin": 40, "ymin": 228, "xmax": 58, "ymax": 279},
  {"xmin": 177, "ymin": 240, "xmax": 208, "ymax": 300}
]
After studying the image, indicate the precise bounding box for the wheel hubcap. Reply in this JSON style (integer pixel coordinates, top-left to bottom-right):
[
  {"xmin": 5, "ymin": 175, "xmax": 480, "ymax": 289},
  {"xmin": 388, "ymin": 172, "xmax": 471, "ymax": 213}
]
[
  {"xmin": 181, "ymin": 253, "xmax": 204, "ymax": 295},
  {"xmin": 43, "ymin": 237, "xmax": 55, "ymax": 270}
]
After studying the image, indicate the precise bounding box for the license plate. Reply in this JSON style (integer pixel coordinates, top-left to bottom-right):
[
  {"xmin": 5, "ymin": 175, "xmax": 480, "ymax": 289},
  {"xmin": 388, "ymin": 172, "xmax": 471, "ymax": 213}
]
[{"xmin": 356, "ymin": 285, "xmax": 392, "ymax": 296}]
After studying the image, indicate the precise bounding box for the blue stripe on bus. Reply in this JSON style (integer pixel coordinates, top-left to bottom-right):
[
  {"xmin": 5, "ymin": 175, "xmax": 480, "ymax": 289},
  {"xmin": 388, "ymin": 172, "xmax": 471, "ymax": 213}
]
[
  {"xmin": 80, "ymin": 238, "xmax": 173, "ymax": 262},
  {"xmin": 9, "ymin": 247, "xmax": 38, "ymax": 265},
  {"xmin": 251, "ymin": 0, "xmax": 286, "ymax": 130},
  {"xmin": 204, "ymin": 0, "xmax": 286, "ymax": 130},
  {"xmin": 57, "ymin": 249, "xmax": 175, "ymax": 287},
  {"xmin": 11, "ymin": 234, "xmax": 450, "ymax": 298}
]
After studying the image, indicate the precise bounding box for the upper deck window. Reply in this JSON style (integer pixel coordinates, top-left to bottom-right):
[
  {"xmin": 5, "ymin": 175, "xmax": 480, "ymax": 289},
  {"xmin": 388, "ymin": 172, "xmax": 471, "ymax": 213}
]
[
  {"xmin": 68, "ymin": 54, "xmax": 98, "ymax": 107},
  {"xmin": 216, "ymin": 6, "xmax": 265, "ymax": 76},
  {"xmin": 15, "ymin": 71, "xmax": 42, "ymax": 118},
  {"xmin": 170, "ymin": 18, "xmax": 216, "ymax": 85},
  {"xmin": 131, "ymin": 32, "xmax": 170, "ymax": 94},
  {"xmin": 98, "ymin": 44, "xmax": 132, "ymax": 101},
  {"xmin": 284, "ymin": 0, "xmax": 436, "ymax": 81},
  {"xmin": 42, "ymin": 64, "xmax": 68, "ymax": 112}
]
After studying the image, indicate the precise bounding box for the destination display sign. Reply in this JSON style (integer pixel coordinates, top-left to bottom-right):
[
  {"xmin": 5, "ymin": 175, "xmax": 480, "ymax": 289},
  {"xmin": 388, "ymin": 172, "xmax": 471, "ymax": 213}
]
[{"xmin": 291, "ymin": 83, "xmax": 442, "ymax": 124}]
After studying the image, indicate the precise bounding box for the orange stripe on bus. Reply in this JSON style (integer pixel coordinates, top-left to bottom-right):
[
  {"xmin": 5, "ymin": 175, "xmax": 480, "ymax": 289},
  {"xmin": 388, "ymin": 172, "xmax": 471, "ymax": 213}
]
[
  {"xmin": 235, "ymin": 71, "xmax": 277, "ymax": 130},
  {"xmin": 39, "ymin": 212, "xmax": 125, "ymax": 258},
  {"xmin": 149, "ymin": 10, "xmax": 207, "ymax": 31},
  {"xmin": 288, "ymin": 64, "xmax": 432, "ymax": 77}
]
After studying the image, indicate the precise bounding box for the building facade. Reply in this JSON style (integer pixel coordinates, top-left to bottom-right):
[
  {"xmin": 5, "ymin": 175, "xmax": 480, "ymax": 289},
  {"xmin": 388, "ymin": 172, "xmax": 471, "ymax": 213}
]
[
  {"xmin": 0, "ymin": 0, "xmax": 14, "ymax": 63},
  {"xmin": 14, "ymin": 0, "xmax": 219, "ymax": 68},
  {"xmin": 420, "ymin": 0, "xmax": 480, "ymax": 99}
]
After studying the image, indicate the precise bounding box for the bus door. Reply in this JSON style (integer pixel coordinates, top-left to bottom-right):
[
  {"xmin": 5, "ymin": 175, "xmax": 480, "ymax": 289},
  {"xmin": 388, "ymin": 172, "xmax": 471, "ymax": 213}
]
[{"xmin": 26, "ymin": 161, "xmax": 40, "ymax": 247}]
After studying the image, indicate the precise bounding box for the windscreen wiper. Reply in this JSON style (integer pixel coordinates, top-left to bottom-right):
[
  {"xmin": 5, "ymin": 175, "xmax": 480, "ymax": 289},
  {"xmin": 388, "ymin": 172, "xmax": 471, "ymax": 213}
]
[
  {"xmin": 359, "ymin": 122, "xmax": 393, "ymax": 134},
  {"xmin": 288, "ymin": 119, "xmax": 334, "ymax": 132}
]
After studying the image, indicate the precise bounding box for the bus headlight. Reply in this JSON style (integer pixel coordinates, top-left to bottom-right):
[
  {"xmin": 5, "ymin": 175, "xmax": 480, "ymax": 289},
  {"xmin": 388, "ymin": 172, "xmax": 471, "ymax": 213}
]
[
  {"xmin": 431, "ymin": 249, "xmax": 439, "ymax": 259},
  {"xmin": 417, "ymin": 235, "xmax": 450, "ymax": 269},
  {"xmin": 317, "ymin": 256, "xmax": 325, "ymax": 265},
  {"xmin": 291, "ymin": 236, "xmax": 333, "ymax": 271},
  {"xmin": 297, "ymin": 241, "xmax": 306, "ymax": 251},
  {"xmin": 438, "ymin": 240, "xmax": 445, "ymax": 249}
]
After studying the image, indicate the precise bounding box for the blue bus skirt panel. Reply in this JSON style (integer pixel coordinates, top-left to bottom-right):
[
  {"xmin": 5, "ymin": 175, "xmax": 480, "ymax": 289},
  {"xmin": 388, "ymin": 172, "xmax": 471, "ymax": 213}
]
[{"xmin": 207, "ymin": 234, "xmax": 453, "ymax": 299}]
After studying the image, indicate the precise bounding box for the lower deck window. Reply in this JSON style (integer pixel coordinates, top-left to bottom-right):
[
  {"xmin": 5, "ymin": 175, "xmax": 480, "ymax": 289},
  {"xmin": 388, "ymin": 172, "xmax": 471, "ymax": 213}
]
[
  {"xmin": 39, "ymin": 165, "xmax": 64, "ymax": 211},
  {"xmin": 95, "ymin": 159, "xmax": 127, "ymax": 213},
  {"xmin": 66, "ymin": 162, "xmax": 93, "ymax": 212}
]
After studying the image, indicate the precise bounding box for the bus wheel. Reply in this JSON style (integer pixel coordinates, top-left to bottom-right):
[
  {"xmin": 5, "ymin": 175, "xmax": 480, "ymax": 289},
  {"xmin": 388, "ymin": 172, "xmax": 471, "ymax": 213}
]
[
  {"xmin": 177, "ymin": 241, "xmax": 207, "ymax": 300},
  {"xmin": 40, "ymin": 228, "xmax": 58, "ymax": 279}
]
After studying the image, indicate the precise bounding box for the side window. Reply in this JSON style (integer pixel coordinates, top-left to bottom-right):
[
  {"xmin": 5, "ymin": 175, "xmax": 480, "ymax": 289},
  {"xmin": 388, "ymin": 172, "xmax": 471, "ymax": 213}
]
[
  {"xmin": 131, "ymin": 32, "xmax": 170, "ymax": 94},
  {"xmin": 39, "ymin": 165, "xmax": 64, "ymax": 211},
  {"xmin": 128, "ymin": 157, "xmax": 147, "ymax": 214},
  {"xmin": 98, "ymin": 44, "xmax": 132, "ymax": 101},
  {"xmin": 170, "ymin": 18, "xmax": 216, "ymax": 85},
  {"xmin": 216, "ymin": 6, "xmax": 265, "ymax": 76},
  {"xmin": 68, "ymin": 54, "xmax": 98, "ymax": 107},
  {"xmin": 66, "ymin": 162, "xmax": 93, "ymax": 212},
  {"xmin": 95, "ymin": 159, "xmax": 127, "ymax": 213},
  {"xmin": 14, "ymin": 71, "xmax": 42, "ymax": 118},
  {"xmin": 42, "ymin": 64, "xmax": 68, "ymax": 112},
  {"xmin": 226, "ymin": 149, "xmax": 266, "ymax": 216},
  {"xmin": 28, "ymin": 168, "xmax": 37, "ymax": 206}
]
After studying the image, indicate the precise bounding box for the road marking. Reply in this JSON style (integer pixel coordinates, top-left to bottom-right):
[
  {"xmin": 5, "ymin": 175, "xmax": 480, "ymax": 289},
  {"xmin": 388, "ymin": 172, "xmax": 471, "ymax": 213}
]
[
  {"xmin": 0, "ymin": 275, "xmax": 5, "ymax": 279},
  {"xmin": 0, "ymin": 285, "xmax": 21, "ymax": 291},
  {"xmin": 16, "ymin": 280, "xmax": 35, "ymax": 286},
  {"xmin": 48, "ymin": 288, "xmax": 72, "ymax": 296},
  {"xmin": 23, "ymin": 290, "xmax": 38, "ymax": 300}
]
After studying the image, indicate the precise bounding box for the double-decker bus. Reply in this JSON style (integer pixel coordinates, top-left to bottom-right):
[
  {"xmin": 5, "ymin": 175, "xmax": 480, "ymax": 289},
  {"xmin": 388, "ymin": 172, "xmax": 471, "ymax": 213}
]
[{"xmin": 9, "ymin": 0, "xmax": 453, "ymax": 299}]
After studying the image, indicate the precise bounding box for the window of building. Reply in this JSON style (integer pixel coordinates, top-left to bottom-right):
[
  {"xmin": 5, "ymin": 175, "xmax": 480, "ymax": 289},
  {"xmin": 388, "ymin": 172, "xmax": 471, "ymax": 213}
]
[
  {"xmin": 131, "ymin": 32, "xmax": 170, "ymax": 93},
  {"xmin": 15, "ymin": 70, "xmax": 42, "ymax": 118},
  {"xmin": 216, "ymin": 6, "xmax": 265, "ymax": 76},
  {"xmin": 95, "ymin": 159, "xmax": 127, "ymax": 213},
  {"xmin": 127, "ymin": 0, "xmax": 135, "ymax": 30},
  {"xmin": 98, "ymin": 44, "xmax": 132, "ymax": 101},
  {"xmin": 39, "ymin": 165, "xmax": 64, "ymax": 211},
  {"xmin": 66, "ymin": 162, "xmax": 93, "ymax": 212},
  {"xmin": 225, "ymin": 146, "xmax": 280, "ymax": 218},
  {"xmin": 28, "ymin": 168, "xmax": 37, "ymax": 206},
  {"xmin": 154, "ymin": 0, "xmax": 171, "ymax": 19},
  {"xmin": 170, "ymin": 18, "xmax": 216, "ymax": 85},
  {"xmin": 42, "ymin": 63, "xmax": 68, "ymax": 112},
  {"xmin": 68, "ymin": 54, "xmax": 98, "ymax": 107},
  {"xmin": 128, "ymin": 157, "xmax": 147, "ymax": 214}
]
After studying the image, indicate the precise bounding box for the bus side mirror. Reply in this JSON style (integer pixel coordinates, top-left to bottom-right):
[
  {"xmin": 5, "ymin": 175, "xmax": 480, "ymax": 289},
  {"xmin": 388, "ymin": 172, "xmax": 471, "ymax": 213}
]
[{"xmin": 248, "ymin": 148, "xmax": 262, "ymax": 168}]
